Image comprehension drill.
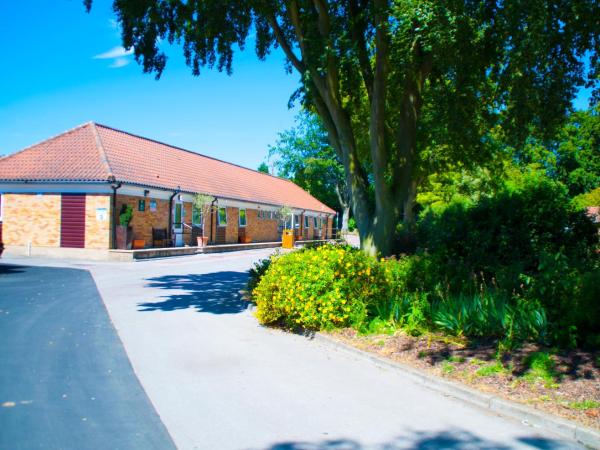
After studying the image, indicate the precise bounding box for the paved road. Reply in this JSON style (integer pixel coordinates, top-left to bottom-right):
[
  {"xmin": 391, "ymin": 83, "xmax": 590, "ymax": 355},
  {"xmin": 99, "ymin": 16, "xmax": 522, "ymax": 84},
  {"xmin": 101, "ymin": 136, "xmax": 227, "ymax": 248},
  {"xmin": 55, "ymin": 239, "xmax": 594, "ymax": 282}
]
[
  {"xmin": 0, "ymin": 264, "xmax": 175, "ymax": 450},
  {"xmin": 2, "ymin": 252, "xmax": 587, "ymax": 450}
]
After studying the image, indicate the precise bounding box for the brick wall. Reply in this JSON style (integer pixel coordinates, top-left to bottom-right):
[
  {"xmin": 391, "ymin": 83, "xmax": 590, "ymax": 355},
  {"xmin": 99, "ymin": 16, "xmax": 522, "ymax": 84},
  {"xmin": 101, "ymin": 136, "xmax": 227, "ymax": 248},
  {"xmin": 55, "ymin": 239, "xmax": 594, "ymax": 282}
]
[
  {"xmin": 2, "ymin": 194, "xmax": 61, "ymax": 247},
  {"xmin": 245, "ymin": 209, "xmax": 279, "ymax": 242},
  {"xmin": 213, "ymin": 207, "xmax": 239, "ymax": 244},
  {"xmin": 116, "ymin": 194, "xmax": 170, "ymax": 247},
  {"xmin": 85, "ymin": 194, "xmax": 111, "ymax": 249},
  {"xmin": 2, "ymin": 193, "xmax": 112, "ymax": 249}
]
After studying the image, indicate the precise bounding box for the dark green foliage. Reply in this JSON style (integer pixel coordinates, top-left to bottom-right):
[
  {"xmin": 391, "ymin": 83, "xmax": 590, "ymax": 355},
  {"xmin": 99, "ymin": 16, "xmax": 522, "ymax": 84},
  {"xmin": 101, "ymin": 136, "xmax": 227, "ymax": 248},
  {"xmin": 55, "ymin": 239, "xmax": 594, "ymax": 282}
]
[
  {"xmin": 257, "ymin": 162, "xmax": 269, "ymax": 174},
  {"xmin": 85, "ymin": 0, "xmax": 600, "ymax": 255},
  {"xmin": 119, "ymin": 204, "xmax": 133, "ymax": 226},
  {"xmin": 417, "ymin": 173, "xmax": 599, "ymax": 346},
  {"xmin": 247, "ymin": 256, "xmax": 274, "ymax": 297}
]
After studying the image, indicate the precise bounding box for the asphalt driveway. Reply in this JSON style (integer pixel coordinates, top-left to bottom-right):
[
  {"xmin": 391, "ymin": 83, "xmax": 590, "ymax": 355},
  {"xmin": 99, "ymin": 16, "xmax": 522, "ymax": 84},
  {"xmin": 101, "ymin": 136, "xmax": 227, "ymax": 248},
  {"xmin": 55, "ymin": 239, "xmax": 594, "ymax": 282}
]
[
  {"xmin": 1, "ymin": 251, "xmax": 588, "ymax": 450},
  {"xmin": 0, "ymin": 264, "xmax": 175, "ymax": 450}
]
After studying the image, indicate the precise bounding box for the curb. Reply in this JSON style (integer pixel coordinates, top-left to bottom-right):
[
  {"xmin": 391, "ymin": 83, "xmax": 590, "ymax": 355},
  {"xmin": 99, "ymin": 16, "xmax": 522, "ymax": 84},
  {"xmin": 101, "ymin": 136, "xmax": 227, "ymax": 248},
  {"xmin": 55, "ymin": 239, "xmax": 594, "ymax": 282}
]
[{"xmin": 312, "ymin": 332, "xmax": 600, "ymax": 449}]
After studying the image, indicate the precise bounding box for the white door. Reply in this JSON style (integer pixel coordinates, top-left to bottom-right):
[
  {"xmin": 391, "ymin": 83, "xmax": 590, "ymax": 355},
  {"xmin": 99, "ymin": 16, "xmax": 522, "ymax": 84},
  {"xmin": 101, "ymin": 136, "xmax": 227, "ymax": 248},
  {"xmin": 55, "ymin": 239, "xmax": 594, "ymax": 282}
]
[{"xmin": 172, "ymin": 199, "xmax": 184, "ymax": 247}]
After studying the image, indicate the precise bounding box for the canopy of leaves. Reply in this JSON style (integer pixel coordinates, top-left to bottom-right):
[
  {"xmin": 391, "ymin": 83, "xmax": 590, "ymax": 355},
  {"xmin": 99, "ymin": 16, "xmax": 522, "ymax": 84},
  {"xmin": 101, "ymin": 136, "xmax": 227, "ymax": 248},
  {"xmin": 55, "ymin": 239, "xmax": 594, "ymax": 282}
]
[{"xmin": 86, "ymin": 0, "xmax": 599, "ymax": 254}]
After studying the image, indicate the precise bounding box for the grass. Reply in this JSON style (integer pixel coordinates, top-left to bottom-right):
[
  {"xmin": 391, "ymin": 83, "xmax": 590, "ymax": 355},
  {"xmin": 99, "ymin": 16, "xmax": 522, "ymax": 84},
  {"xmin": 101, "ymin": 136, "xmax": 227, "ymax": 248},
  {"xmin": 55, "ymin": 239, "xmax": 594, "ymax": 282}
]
[
  {"xmin": 469, "ymin": 358, "xmax": 486, "ymax": 366},
  {"xmin": 447, "ymin": 355, "xmax": 466, "ymax": 363},
  {"xmin": 475, "ymin": 362, "xmax": 508, "ymax": 377},
  {"xmin": 568, "ymin": 400, "xmax": 600, "ymax": 410},
  {"xmin": 441, "ymin": 361, "xmax": 456, "ymax": 374},
  {"xmin": 523, "ymin": 352, "xmax": 561, "ymax": 388},
  {"xmin": 417, "ymin": 350, "xmax": 427, "ymax": 359}
]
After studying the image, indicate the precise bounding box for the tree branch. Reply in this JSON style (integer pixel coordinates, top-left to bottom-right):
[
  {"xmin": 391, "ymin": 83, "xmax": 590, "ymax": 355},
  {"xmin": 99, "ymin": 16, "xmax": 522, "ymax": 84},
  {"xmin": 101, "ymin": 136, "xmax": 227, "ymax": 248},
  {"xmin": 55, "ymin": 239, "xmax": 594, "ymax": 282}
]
[
  {"xmin": 369, "ymin": 0, "xmax": 391, "ymax": 215},
  {"xmin": 266, "ymin": 15, "xmax": 306, "ymax": 74},
  {"xmin": 347, "ymin": 0, "xmax": 374, "ymax": 101}
]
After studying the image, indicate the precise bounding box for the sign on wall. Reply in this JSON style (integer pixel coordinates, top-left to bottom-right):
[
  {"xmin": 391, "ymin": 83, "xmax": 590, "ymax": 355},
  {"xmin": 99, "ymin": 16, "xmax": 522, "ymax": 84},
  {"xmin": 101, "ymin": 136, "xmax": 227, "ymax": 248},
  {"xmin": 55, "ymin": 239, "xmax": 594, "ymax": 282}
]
[
  {"xmin": 96, "ymin": 207, "xmax": 108, "ymax": 222},
  {"xmin": 150, "ymin": 200, "xmax": 157, "ymax": 212}
]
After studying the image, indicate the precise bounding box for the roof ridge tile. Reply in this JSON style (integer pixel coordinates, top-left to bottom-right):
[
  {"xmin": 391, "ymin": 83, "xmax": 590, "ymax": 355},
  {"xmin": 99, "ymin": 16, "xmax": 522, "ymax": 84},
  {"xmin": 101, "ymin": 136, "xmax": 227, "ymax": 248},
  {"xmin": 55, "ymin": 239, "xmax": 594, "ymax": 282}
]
[{"xmin": 89, "ymin": 122, "xmax": 114, "ymax": 181}]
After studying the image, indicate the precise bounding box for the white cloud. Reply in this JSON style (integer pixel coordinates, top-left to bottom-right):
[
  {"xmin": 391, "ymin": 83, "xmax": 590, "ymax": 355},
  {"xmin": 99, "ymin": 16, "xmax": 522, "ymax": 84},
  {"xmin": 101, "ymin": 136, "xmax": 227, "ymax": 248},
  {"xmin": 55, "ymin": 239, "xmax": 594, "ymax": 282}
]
[
  {"xmin": 93, "ymin": 46, "xmax": 133, "ymax": 69},
  {"xmin": 93, "ymin": 46, "xmax": 133, "ymax": 60},
  {"xmin": 109, "ymin": 58, "xmax": 130, "ymax": 68}
]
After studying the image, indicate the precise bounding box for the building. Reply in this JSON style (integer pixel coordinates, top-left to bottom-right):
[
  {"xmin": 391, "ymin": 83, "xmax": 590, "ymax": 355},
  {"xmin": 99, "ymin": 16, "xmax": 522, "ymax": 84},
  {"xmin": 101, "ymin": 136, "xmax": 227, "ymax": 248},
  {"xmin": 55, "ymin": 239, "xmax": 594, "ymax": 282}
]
[{"xmin": 0, "ymin": 122, "xmax": 336, "ymax": 259}]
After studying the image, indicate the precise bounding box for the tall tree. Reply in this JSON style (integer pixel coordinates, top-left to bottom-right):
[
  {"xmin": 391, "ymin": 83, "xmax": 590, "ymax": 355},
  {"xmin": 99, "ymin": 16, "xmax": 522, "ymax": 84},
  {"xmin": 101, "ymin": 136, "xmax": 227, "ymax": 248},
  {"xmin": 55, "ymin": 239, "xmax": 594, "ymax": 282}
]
[
  {"xmin": 86, "ymin": 0, "xmax": 599, "ymax": 255},
  {"xmin": 257, "ymin": 162, "xmax": 270, "ymax": 173},
  {"xmin": 269, "ymin": 111, "xmax": 351, "ymax": 230}
]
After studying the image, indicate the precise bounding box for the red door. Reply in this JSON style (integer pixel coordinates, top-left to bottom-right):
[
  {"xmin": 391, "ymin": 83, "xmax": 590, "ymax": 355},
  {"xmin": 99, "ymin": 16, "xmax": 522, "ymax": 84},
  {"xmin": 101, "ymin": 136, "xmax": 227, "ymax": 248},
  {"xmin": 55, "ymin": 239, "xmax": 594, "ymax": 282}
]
[{"xmin": 61, "ymin": 194, "xmax": 86, "ymax": 248}]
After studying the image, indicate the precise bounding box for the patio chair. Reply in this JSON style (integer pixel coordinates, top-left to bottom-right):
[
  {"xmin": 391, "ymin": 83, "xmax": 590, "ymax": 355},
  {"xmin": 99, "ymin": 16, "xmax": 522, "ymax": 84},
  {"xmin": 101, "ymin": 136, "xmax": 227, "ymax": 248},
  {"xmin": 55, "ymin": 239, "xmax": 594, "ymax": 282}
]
[{"xmin": 152, "ymin": 227, "xmax": 172, "ymax": 248}]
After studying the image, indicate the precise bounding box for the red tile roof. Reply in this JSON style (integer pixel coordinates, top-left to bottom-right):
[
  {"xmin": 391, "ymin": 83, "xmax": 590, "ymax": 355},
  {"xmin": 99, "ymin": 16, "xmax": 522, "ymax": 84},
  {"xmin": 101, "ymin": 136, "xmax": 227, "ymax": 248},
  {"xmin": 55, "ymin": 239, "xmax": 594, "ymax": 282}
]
[{"xmin": 0, "ymin": 122, "xmax": 336, "ymax": 214}]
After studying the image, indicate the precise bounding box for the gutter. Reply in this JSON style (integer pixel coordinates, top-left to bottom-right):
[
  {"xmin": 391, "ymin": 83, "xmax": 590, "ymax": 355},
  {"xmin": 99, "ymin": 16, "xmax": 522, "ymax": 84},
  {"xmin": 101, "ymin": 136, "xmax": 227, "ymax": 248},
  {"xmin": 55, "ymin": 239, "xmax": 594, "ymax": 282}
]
[
  {"xmin": 110, "ymin": 180, "xmax": 122, "ymax": 249},
  {"xmin": 209, "ymin": 198, "xmax": 218, "ymax": 244},
  {"xmin": 168, "ymin": 186, "xmax": 181, "ymax": 245}
]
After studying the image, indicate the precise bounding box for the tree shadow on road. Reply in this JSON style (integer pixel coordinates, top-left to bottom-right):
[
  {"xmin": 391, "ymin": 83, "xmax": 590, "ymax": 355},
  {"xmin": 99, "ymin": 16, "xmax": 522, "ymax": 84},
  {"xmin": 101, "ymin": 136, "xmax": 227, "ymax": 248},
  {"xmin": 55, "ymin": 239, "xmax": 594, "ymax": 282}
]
[
  {"xmin": 138, "ymin": 271, "xmax": 249, "ymax": 314},
  {"xmin": 260, "ymin": 429, "xmax": 572, "ymax": 449},
  {"xmin": 0, "ymin": 264, "xmax": 26, "ymax": 276}
]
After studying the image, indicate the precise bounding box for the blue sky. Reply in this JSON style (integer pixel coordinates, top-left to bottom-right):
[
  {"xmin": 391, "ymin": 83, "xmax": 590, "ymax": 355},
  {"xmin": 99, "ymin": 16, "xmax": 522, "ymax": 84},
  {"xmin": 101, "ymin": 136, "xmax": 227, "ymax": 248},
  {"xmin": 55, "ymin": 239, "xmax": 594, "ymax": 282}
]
[
  {"xmin": 0, "ymin": 1, "xmax": 592, "ymax": 170},
  {"xmin": 0, "ymin": 0, "xmax": 301, "ymax": 170}
]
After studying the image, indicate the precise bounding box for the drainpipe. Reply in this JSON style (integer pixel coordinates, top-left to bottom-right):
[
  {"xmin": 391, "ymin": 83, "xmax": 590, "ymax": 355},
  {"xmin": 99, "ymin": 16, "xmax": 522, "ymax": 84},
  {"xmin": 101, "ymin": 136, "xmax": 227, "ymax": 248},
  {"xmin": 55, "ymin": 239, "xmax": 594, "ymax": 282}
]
[
  {"xmin": 209, "ymin": 198, "xmax": 217, "ymax": 244},
  {"xmin": 110, "ymin": 181, "xmax": 122, "ymax": 249},
  {"xmin": 168, "ymin": 186, "xmax": 181, "ymax": 245}
]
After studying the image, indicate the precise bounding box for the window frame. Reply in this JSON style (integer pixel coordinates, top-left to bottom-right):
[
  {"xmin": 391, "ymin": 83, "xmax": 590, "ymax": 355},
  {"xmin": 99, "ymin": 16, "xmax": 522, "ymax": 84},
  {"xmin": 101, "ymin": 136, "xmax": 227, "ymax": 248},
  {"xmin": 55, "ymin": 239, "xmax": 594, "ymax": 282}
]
[
  {"xmin": 192, "ymin": 205, "xmax": 203, "ymax": 226},
  {"xmin": 217, "ymin": 207, "xmax": 228, "ymax": 226},
  {"xmin": 304, "ymin": 215, "xmax": 309, "ymax": 229},
  {"xmin": 239, "ymin": 208, "xmax": 247, "ymax": 227}
]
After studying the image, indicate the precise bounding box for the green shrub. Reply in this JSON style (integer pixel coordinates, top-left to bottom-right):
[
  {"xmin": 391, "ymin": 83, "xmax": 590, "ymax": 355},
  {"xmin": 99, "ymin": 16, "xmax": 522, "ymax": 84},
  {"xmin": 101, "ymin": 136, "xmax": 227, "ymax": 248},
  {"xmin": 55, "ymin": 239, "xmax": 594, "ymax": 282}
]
[
  {"xmin": 253, "ymin": 245, "xmax": 389, "ymax": 329},
  {"xmin": 247, "ymin": 254, "xmax": 277, "ymax": 297},
  {"xmin": 417, "ymin": 173, "xmax": 599, "ymax": 346},
  {"xmin": 347, "ymin": 217, "xmax": 356, "ymax": 232},
  {"xmin": 432, "ymin": 291, "xmax": 547, "ymax": 341},
  {"xmin": 119, "ymin": 204, "xmax": 133, "ymax": 226}
]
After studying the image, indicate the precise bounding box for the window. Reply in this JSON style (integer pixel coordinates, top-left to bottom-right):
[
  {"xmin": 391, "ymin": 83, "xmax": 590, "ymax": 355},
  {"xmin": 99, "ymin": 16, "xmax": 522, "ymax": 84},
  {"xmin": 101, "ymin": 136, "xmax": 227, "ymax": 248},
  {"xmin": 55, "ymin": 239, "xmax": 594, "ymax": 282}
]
[
  {"xmin": 304, "ymin": 215, "xmax": 309, "ymax": 229},
  {"xmin": 218, "ymin": 207, "xmax": 227, "ymax": 226},
  {"xmin": 294, "ymin": 214, "xmax": 300, "ymax": 228},
  {"xmin": 174, "ymin": 203, "xmax": 182, "ymax": 226},
  {"xmin": 314, "ymin": 217, "xmax": 318, "ymax": 228},
  {"xmin": 192, "ymin": 205, "xmax": 203, "ymax": 226},
  {"xmin": 239, "ymin": 209, "xmax": 247, "ymax": 227},
  {"xmin": 138, "ymin": 199, "xmax": 145, "ymax": 212}
]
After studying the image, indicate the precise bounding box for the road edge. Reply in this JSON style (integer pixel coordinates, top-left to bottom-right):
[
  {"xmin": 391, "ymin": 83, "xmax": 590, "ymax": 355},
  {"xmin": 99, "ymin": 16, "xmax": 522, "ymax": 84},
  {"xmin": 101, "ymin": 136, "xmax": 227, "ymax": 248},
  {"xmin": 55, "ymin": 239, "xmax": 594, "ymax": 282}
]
[{"xmin": 313, "ymin": 332, "xmax": 600, "ymax": 449}]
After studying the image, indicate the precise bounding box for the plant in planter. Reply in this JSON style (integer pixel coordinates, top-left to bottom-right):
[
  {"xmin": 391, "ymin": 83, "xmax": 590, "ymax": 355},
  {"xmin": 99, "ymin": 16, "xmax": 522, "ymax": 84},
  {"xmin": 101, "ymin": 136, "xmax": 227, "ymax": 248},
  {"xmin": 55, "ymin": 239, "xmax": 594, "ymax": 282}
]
[
  {"xmin": 192, "ymin": 193, "xmax": 214, "ymax": 246},
  {"xmin": 278, "ymin": 205, "xmax": 292, "ymax": 229},
  {"xmin": 116, "ymin": 204, "xmax": 134, "ymax": 249}
]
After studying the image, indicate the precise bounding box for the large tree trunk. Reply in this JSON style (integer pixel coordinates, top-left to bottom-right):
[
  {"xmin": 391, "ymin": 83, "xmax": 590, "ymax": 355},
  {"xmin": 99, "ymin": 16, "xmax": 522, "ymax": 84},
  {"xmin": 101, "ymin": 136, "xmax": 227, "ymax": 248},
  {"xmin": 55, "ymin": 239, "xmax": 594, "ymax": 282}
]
[
  {"xmin": 271, "ymin": 3, "xmax": 421, "ymax": 256},
  {"xmin": 340, "ymin": 204, "xmax": 350, "ymax": 231}
]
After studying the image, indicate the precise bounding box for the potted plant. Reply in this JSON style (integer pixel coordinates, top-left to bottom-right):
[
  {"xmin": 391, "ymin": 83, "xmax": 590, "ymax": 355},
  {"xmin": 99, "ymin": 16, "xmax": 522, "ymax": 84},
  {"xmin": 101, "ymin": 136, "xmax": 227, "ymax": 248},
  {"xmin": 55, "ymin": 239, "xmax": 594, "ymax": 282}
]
[
  {"xmin": 116, "ymin": 204, "xmax": 134, "ymax": 249},
  {"xmin": 192, "ymin": 193, "xmax": 213, "ymax": 246}
]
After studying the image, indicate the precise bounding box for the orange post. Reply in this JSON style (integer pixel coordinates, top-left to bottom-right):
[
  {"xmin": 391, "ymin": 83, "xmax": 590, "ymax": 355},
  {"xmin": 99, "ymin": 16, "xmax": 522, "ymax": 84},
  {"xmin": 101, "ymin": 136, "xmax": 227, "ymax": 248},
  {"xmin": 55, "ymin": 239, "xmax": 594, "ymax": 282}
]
[{"xmin": 282, "ymin": 229, "xmax": 294, "ymax": 249}]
